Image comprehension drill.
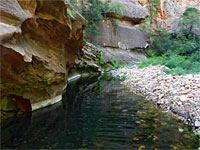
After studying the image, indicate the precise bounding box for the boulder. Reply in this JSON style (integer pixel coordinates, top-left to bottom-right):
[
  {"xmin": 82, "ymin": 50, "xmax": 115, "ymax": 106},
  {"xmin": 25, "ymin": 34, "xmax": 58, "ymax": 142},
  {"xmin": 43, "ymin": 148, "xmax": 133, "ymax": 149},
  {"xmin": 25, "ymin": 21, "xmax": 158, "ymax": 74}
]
[
  {"xmin": 102, "ymin": 0, "xmax": 149, "ymax": 24},
  {"xmin": 95, "ymin": 20, "xmax": 148, "ymax": 49},
  {"xmin": 70, "ymin": 42, "xmax": 102, "ymax": 74},
  {"xmin": 102, "ymin": 48, "xmax": 146, "ymax": 68},
  {"xmin": 0, "ymin": 0, "xmax": 86, "ymax": 116}
]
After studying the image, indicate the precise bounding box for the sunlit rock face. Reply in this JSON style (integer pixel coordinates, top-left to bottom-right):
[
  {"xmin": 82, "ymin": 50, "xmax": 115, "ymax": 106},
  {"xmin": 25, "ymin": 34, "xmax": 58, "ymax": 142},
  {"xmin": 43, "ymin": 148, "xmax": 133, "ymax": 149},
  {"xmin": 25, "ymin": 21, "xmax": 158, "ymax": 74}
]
[
  {"xmin": 0, "ymin": 0, "xmax": 86, "ymax": 116},
  {"xmin": 102, "ymin": 0, "xmax": 149, "ymax": 24},
  {"xmin": 138, "ymin": 0, "xmax": 200, "ymax": 33},
  {"xmin": 94, "ymin": 0, "xmax": 149, "ymax": 49}
]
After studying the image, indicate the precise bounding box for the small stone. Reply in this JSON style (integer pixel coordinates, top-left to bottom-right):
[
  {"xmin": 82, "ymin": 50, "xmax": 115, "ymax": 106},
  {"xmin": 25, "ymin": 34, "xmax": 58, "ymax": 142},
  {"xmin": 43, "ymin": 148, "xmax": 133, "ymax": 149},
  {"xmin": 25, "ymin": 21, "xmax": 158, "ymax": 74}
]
[
  {"xmin": 183, "ymin": 90, "xmax": 190, "ymax": 95},
  {"xmin": 159, "ymin": 94, "xmax": 164, "ymax": 99},
  {"xmin": 178, "ymin": 95, "xmax": 187, "ymax": 102},
  {"xmin": 185, "ymin": 85, "xmax": 190, "ymax": 89},
  {"xmin": 195, "ymin": 120, "xmax": 200, "ymax": 127},
  {"xmin": 177, "ymin": 101, "xmax": 182, "ymax": 106}
]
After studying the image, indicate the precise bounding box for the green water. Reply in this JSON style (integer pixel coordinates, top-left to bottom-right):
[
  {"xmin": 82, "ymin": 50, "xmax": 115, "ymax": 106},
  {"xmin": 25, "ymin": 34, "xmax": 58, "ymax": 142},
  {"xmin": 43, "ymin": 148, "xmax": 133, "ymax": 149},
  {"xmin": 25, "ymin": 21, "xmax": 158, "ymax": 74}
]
[{"xmin": 0, "ymin": 74, "xmax": 199, "ymax": 149}]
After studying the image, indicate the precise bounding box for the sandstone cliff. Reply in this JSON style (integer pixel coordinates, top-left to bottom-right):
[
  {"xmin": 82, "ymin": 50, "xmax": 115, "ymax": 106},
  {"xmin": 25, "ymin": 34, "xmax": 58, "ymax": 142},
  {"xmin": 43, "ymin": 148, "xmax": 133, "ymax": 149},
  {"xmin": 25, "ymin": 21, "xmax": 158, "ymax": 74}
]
[
  {"xmin": 139, "ymin": 0, "xmax": 200, "ymax": 32},
  {"xmin": 95, "ymin": 0, "xmax": 149, "ymax": 50},
  {"xmin": 0, "ymin": 0, "xmax": 86, "ymax": 117}
]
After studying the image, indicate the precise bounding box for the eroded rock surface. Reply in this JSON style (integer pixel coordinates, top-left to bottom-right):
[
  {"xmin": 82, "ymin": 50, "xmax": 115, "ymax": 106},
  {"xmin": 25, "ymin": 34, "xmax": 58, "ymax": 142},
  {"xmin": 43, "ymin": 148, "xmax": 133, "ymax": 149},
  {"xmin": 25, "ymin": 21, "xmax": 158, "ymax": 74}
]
[
  {"xmin": 70, "ymin": 42, "xmax": 102, "ymax": 74},
  {"xmin": 102, "ymin": 48, "xmax": 146, "ymax": 67},
  {"xmin": 0, "ymin": 0, "xmax": 86, "ymax": 116},
  {"xmin": 139, "ymin": 0, "xmax": 200, "ymax": 33},
  {"xmin": 102, "ymin": 0, "xmax": 149, "ymax": 24},
  {"xmin": 96, "ymin": 20, "xmax": 148, "ymax": 49},
  {"xmin": 94, "ymin": 0, "xmax": 149, "ymax": 49}
]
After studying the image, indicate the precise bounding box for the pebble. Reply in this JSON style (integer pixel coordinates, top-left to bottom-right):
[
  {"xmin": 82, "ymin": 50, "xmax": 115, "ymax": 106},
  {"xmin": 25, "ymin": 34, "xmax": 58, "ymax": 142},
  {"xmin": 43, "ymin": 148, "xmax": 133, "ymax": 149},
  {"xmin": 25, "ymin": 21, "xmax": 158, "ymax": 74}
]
[
  {"xmin": 195, "ymin": 120, "xmax": 200, "ymax": 127},
  {"xmin": 114, "ymin": 65, "xmax": 200, "ymax": 129}
]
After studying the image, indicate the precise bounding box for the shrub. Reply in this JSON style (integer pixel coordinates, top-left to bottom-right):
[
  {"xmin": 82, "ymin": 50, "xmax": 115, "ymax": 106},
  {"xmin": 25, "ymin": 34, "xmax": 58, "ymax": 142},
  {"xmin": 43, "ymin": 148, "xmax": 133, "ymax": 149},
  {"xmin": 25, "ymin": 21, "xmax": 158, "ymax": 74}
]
[
  {"xmin": 68, "ymin": 0, "xmax": 125, "ymax": 43},
  {"xmin": 178, "ymin": 8, "xmax": 200, "ymax": 35},
  {"xmin": 149, "ymin": 8, "xmax": 200, "ymax": 57},
  {"xmin": 139, "ymin": 54, "xmax": 200, "ymax": 75},
  {"xmin": 141, "ymin": 9, "xmax": 200, "ymax": 75}
]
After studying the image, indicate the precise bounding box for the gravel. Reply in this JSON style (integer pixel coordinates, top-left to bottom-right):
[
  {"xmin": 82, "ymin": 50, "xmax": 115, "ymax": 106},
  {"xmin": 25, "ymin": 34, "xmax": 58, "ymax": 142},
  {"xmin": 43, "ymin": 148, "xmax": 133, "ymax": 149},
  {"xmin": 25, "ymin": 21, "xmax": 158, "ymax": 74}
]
[{"xmin": 114, "ymin": 65, "xmax": 200, "ymax": 129}]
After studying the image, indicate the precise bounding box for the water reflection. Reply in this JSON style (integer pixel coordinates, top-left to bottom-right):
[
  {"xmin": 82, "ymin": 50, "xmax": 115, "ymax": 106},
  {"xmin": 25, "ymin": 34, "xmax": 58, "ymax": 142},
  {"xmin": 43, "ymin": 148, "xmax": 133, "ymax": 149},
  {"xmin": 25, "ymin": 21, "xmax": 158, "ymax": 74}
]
[{"xmin": 0, "ymin": 74, "xmax": 199, "ymax": 149}]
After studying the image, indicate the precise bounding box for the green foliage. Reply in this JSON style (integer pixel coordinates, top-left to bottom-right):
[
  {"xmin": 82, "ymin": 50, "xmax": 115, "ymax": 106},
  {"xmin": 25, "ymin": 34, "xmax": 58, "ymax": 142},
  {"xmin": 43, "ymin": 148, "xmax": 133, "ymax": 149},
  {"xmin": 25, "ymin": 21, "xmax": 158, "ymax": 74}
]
[
  {"xmin": 137, "ymin": 0, "xmax": 160, "ymax": 36},
  {"xmin": 80, "ymin": 0, "xmax": 105, "ymax": 42},
  {"xmin": 150, "ymin": 31, "xmax": 200, "ymax": 56},
  {"xmin": 68, "ymin": 0, "xmax": 80, "ymax": 12},
  {"xmin": 43, "ymin": 80, "xmax": 51, "ymax": 85},
  {"xmin": 67, "ymin": 8, "xmax": 76, "ymax": 19},
  {"xmin": 140, "ymin": 8, "xmax": 200, "ymax": 75},
  {"xmin": 149, "ymin": 8, "xmax": 200, "ymax": 55},
  {"xmin": 107, "ymin": 2, "xmax": 126, "ymax": 18},
  {"xmin": 121, "ymin": 73, "xmax": 127, "ymax": 80},
  {"xmin": 146, "ymin": 0, "xmax": 160, "ymax": 27},
  {"xmin": 111, "ymin": 20, "xmax": 119, "ymax": 35},
  {"xmin": 68, "ymin": 0, "xmax": 125, "ymax": 43},
  {"xmin": 178, "ymin": 8, "xmax": 200, "ymax": 35},
  {"xmin": 139, "ymin": 54, "xmax": 200, "ymax": 75},
  {"xmin": 99, "ymin": 55, "xmax": 105, "ymax": 66},
  {"xmin": 110, "ymin": 2, "xmax": 125, "ymax": 14},
  {"xmin": 137, "ymin": 18, "xmax": 157, "ymax": 36},
  {"xmin": 110, "ymin": 56, "xmax": 117, "ymax": 68}
]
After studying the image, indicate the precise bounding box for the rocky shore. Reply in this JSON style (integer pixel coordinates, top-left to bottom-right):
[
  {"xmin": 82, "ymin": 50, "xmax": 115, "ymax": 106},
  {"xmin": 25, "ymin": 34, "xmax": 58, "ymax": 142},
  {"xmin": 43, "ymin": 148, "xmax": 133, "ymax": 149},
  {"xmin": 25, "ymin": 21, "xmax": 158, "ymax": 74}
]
[{"xmin": 114, "ymin": 65, "xmax": 200, "ymax": 130}]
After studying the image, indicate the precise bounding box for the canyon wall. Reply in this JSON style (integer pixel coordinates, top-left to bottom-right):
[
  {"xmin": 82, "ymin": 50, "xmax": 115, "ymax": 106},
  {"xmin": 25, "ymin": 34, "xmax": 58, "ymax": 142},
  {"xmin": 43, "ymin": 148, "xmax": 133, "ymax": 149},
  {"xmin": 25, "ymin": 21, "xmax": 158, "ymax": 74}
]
[
  {"xmin": 95, "ymin": 0, "xmax": 149, "ymax": 50},
  {"xmin": 0, "ymin": 0, "xmax": 86, "ymax": 117},
  {"xmin": 139, "ymin": 0, "xmax": 200, "ymax": 32}
]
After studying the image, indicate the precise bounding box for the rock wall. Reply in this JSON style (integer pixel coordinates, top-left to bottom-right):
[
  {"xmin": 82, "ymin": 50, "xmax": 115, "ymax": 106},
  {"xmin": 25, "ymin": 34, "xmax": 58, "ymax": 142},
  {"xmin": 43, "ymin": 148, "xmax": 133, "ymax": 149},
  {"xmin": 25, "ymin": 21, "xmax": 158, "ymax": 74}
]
[
  {"xmin": 0, "ymin": 0, "xmax": 86, "ymax": 117},
  {"xmin": 71, "ymin": 0, "xmax": 148, "ymax": 71},
  {"xmin": 70, "ymin": 42, "xmax": 102, "ymax": 74},
  {"xmin": 139, "ymin": 0, "xmax": 200, "ymax": 32},
  {"xmin": 95, "ymin": 0, "xmax": 149, "ymax": 50}
]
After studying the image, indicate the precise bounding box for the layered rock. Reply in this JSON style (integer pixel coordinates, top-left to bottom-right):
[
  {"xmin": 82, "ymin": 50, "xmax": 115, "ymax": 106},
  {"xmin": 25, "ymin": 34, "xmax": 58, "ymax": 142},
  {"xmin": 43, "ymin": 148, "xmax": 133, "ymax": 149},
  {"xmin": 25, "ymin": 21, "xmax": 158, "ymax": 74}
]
[
  {"xmin": 70, "ymin": 42, "xmax": 102, "ymax": 74},
  {"xmin": 102, "ymin": 48, "xmax": 146, "ymax": 67},
  {"xmin": 90, "ymin": 0, "xmax": 148, "ymax": 49},
  {"xmin": 96, "ymin": 20, "xmax": 148, "ymax": 49},
  {"xmin": 0, "ymin": 0, "xmax": 86, "ymax": 116},
  {"xmin": 102, "ymin": 0, "xmax": 149, "ymax": 24},
  {"xmin": 70, "ymin": 42, "xmax": 146, "ymax": 74},
  {"xmin": 95, "ymin": 0, "xmax": 149, "ymax": 50}
]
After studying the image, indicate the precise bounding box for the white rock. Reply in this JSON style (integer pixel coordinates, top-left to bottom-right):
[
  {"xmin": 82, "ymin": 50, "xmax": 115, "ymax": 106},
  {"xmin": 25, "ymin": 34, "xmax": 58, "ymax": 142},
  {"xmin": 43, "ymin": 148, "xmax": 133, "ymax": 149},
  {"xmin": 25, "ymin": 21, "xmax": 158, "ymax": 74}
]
[
  {"xmin": 195, "ymin": 120, "xmax": 200, "ymax": 127},
  {"xmin": 178, "ymin": 95, "xmax": 187, "ymax": 102}
]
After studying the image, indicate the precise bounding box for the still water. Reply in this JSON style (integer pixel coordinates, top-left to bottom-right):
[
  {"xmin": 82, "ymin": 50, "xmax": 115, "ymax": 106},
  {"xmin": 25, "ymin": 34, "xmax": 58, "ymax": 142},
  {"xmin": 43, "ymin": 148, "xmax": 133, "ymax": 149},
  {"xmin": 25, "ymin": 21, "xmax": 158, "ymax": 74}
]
[{"xmin": 1, "ymin": 74, "xmax": 199, "ymax": 149}]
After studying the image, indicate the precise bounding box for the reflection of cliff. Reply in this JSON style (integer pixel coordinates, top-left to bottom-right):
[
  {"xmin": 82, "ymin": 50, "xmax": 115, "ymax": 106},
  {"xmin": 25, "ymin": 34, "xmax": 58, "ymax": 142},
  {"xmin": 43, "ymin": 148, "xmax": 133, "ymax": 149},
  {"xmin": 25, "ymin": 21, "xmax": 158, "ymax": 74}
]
[
  {"xmin": 0, "ymin": 0, "xmax": 86, "ymax": 115},
  {"xmin": 0, "ymin": 75, "xmax": 101, "ymax": 149},
  {"xmin": 1, "ymin": 75, "xmax": 198, "ymax": 149}
]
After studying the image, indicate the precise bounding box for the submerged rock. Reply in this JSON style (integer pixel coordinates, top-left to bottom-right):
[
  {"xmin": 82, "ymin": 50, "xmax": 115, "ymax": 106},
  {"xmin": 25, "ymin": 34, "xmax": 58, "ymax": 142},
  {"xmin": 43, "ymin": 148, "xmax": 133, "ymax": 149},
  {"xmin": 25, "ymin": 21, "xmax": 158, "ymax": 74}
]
[{"xmin": 0, "ymin": 0, "xmax": 86, "ymax": 116}]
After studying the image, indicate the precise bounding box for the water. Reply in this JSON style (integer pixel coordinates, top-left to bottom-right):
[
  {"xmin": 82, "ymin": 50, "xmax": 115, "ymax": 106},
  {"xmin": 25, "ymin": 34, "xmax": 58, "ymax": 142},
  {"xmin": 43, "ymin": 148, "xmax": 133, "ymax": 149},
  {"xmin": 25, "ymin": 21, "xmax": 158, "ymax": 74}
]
[{"xmin": 1, "ymin": 74, "xmax": 199, "ymax": 149}]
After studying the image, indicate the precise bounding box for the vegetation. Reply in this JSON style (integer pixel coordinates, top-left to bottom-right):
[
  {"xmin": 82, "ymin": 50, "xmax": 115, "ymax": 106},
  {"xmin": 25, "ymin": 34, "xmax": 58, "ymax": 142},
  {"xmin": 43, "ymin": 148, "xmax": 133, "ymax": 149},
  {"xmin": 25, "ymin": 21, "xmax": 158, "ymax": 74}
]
[
  {"xmin": 139, "ymin": 8, "xmax": 200, "ymax": 75},
  {"xmin": 69, "ymin": 0, "xmax": 125, "ymax": 43},
  {"xmin": 146, "ymin": 0, "xmax": 160, "ymax": 27}
]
